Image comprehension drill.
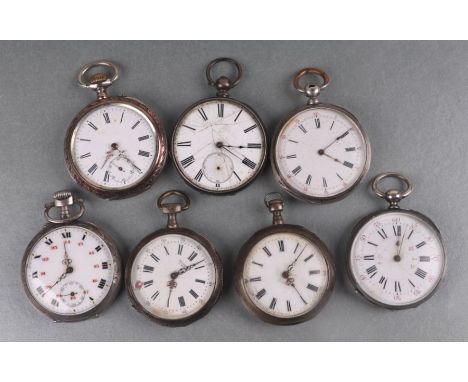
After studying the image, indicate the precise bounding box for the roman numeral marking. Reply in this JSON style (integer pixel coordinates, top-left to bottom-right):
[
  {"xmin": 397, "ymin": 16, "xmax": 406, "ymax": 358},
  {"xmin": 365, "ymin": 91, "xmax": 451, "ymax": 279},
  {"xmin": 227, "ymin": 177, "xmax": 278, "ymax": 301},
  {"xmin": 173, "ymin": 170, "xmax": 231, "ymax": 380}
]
[
  {"xmin": 33, "ymin": 254, "xmax": 41, "ymax": 259},
  {"xmin": 248, "ymin": 143, "xmax": 262, "ymax": 149},
  {"xmin": 408, "ymin": 279, "xmax": 415, "ymax": 287},
  {"xmin": 177, "ymin": 141, "xmax": 191, "ymax": 147},
  {"xmin": 315, "ymin": 118, "xmax": 320, "ymax": 128},
  {"xmin": 307, "ymin": 283, "xmax": 318, "ymax": 292},
  {"xmin": 288, "ymin": 139, "xmax": 299, "ymax": 143},
  {"xmin": 95, "ymin": 245, "xmax": 102, "ymax": 252},
  {"xmin": 178, "ymin": 296, "xmax": 186, "ymax": 307},
  {"xmin": 367, "ymin": 241, "xmax": 378, "ymax": 247},
  {"xmin": 143, "ymin": 280, "xmax": 153, "ymax": 288},
  {"xmin": 138, "ymin": 135, "xmax": 149, "ymax": 141},
  {"xmin": 79, "ymin": 138, "xmax": 91, "ymax": 142},
  {"xmin": 379, "ymin": 276, "xmax": 387, "ymax": 289},
  {"xmin": 269, "ymin": 297, "xmax": 277, "ymax": 310},
  {"xmin": 195, "ymin": 264, "xmax": 205, "ymax": 269},
  {"xmin": 87, "ymin": 121, "xmax": 98, "ymax": 130},
  {"xmin": 377, "ymin": 229, "xmax": 388, "ymax": 240},
  {"xmin": 343, "ymin": 161, "xmax": 354, "ymax": 168},
  {"xmin": 88, "ymin": 163, "xmax": 98, "ymax": 175},
  {"xmin": 252, "ymin": 261, "xmax": 263, "ymax": 267},
  {"xmin": 364, "ymin": 255, "xmax": 375, "ymax": 260},
  {"xmin": 195, "ymin": 169, "xmax": 203, "ymax": 182},
  {"xmin": 322, "ymin": 177, "xmax": 328, "ymax": 188},
  {"xmin": 198, "ymin": 108, "xmax": 208, "ymax": 121},
  {"xmin": 287, "ymin": 300, "xmax": 292, "ymax": 312},
  {"xmin": 304, "ymin": 254, "xmax": 314, "ymax": 262},
  {"xmin": 181, "ymin": 155, "xmax": 195, "ymax": 168},
  {"xmin": 104, "ymin": 171, "xmax": 110, "ymax": 182},
  {"xmin": 195, "ymin": 279, "xmax": 206, "ymax": 284},
  {"xmin": 287, "ymin": 154, "xmax": 297, "ymax": 159},
  {"xmin": 395, "ymin": 281, "xmax": 402, "ymax": 293},
  {"xmin": 183, "ymin": 124, "xmax": 195, "ymax": 130},
  {"xmin": 366, "ymin": 265, "xmax": 377, "ymax": 275},
  {"xmin": 393, "ymin": 225, "xmax": 401, "ymax": 237},
  {"xmin": 101, "ymin": 262, "xmax": 109, "ymax": 269},
  {"xmin": 98, "ymin": 279, "xmax": 106, "ymax": 289},
  {"xmin": 62, "ymin": 231, "xmax": 71, "ymax": 238},
  {"xmin": 178, "ymin": 244, "xmax": 183, "ymax": 255},
  {"xmin": 263, "ymin": 246, "xmax": 272, "ymax": 257},
  {"xmin": 151, "ymin": 291, "xmax": 160, "ymax": 300},
  {"xmin": 298, "ymin": 124, "xmax": 307, "ymax": 134},
  {"xmin": 36, "ymin": 286, "xmax": 44, "ymax": 295},
  {"xmin": 189, "ymin": 289, "xmax": 199, "ymax": 299},
  {"xmin": 188, "ymin": 251, "xmax": 198, "ymax": 261},
  {"xmin": 309, "ymin": 270, "xmax": 320, "ymax": 275},
  {"xmin": 345, "ymin": 147, "xmax": 356, "ymax": 152},
  {"xmin": 138, "ymin": 150, "xmax": 150, "ymax": 157},
  {"xmin": 416, "ymin": 241, "xmax": 426, "ymax": 249},
  {"xmin": 32, "ymin": 271, "xmax": 38, "ymax": 278},
  {"xmin": 256, "ymin": 289, "xmax": 266, "ymax": 299},
  {"xmin": 130, "ymin": 120, "xmax": 141, "ymax": 130},
  {"xmin": 233, "ymin": 171, "xmax": 241, "ymax": 181},
  {"xmin": 103, "ymin": 112, "xmax": 110, "ymax": 124},
  {"xmin": 82, "ymin": 234, "xmax": 87, "ymax": 241},
  {"xmin": 415, "ymin": 268, "xmax": 427, "ymax": 279},
  {"xmin": 305, "ymin": 175, "xmax": 312, "ymax": 185},
  {"xmin": 218, "ymin": 103, "xmax": 224, "ymax": 118},
  {"xmin": 407, "ymin": 230, "xmax": 414, "ymax": 239},
  {"xmin": 51, "ymin": 299, "xmax": 59, "ymax": 307},
  {"xmin": 330, "ymin": 121, "xmax": 335, "ymax": 130},
  {"xmin": 120, "ymin": 111, "xmax": 125, "ymax": 123},
  {"xmin": 249, "ymin": 277, "xmax": 262, "ymax": 282},
  {"xmin": 336, "ymin": 172, "xmax": 343, "ymax": 181},
  {"xmin": 242, "ymin": 157, "xmax": 256, "ymax": 169},
  {"xmin": 45, "ymin": 238, "xmax": 53, "ymax": 245},
  {"xmin": 234, "ymin": 109, "xmax": 243, "ymax": 122},
  {"xmin": 80, "ymin": 152, "xmax": 91, "ymax": 159},
  {"xmin": 215, "ymin": 183, "xmax": 220, "ymax": 188},
  {"xmin": 143, "ymin": 265, "xmax": 154, "ymax": 273},
  {"xmin": 419, "ymin": 256, "xmax": 430, "ymax": 262},
  {"xmin": 278, "ymin": 240, "xmax": 285, "ymax": 252},
  {"xmin": 292, "ymin": 165, "xmax": 302, "ymax": 175},
  {"xmin": 244, "ymin": 124, "xmax": 257, "ymax": 133}
]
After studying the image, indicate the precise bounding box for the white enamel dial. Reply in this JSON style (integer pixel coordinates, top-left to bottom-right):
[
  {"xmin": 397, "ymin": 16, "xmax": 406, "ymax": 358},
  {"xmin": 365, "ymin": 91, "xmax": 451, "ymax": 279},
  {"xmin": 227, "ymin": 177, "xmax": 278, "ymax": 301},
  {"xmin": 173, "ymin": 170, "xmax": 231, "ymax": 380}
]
[
  {"xmin": 130, "ymin": 234, "xmax": 218, "ymax": 320},
  {"xmin": 349, "ymin": 211, "xmax": 445, "ymax": 307},
  {"xmin": 274, "ymin": 107, "xmax": 368, "ymax": 198},
  {"xmin": 24, "ymin": 225, "xmax": 117, "ymax": 316},
  {"xmin": 72, "ymin": 103, "xmax": 158, "ymax": 190},
  {"xmin": 242, "ymin": 232, "xmax": 331, "ymax": 318},
  {"xmin": 173, "ymin": 99, "xmax": 266, "ymax": 192}
]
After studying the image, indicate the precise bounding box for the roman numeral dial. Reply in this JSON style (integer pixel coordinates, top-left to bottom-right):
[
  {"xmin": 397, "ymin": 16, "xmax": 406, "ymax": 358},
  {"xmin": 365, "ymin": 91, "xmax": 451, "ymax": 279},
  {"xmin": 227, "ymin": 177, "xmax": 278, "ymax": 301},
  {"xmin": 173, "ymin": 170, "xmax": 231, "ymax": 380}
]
[
  {"xmin": 71, "ymin": 104, "xmax": 158, "ymax": 190},
  {"xmin": 274, "ymin": 106, "xmax": 369, "ymax": 200},
  {"xmin": 23, "ymin": 225, "xmax": 118, "ymax": 317},
  {"xmin": 348, "ymin": 211, "xmax": 445, "ymax": 308},
  {"xmin": 173, "ymin": 99, "xmax": 266, "ymax": 193},
  {"xmin": 128, "ymin": 233, "xmax": 220, "ymax": 322},
  {"xmin": 240, "ymin": 231, "xmax": 333, "ymax": 320}
]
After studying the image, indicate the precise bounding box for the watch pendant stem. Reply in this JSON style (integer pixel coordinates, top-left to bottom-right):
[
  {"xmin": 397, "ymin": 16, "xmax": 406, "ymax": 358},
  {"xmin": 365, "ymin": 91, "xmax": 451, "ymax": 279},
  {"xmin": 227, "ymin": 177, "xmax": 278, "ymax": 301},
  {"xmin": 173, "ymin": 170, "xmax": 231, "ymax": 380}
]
[
  {"xmin": 264, "ymin": 192, "xmax": 285, "ymax": 225},
  {"xmin": 167, "ymin": 213, "xmax": 179, "ymax": 229}
]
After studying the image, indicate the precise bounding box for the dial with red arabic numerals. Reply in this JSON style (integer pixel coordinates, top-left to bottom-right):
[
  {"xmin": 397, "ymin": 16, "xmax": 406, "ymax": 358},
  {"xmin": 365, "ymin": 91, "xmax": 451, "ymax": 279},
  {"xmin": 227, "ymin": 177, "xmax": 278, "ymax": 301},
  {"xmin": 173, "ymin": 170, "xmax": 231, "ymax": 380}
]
[
  {"xmin": 24, "ymin": 226, "xmax": 118, "ymax": 316},
  {"xmin": 348, "ymin": 211, "xmax": 445, "ymax": 308}
]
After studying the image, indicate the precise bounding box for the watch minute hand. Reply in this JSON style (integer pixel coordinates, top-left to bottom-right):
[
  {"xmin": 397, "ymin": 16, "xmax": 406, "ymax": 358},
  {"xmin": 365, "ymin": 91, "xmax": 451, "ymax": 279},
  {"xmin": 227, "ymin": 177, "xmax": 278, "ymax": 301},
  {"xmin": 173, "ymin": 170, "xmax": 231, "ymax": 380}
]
[{"xmin": 321, "ymin": 129, "xmax": 351, "ymax": 151}]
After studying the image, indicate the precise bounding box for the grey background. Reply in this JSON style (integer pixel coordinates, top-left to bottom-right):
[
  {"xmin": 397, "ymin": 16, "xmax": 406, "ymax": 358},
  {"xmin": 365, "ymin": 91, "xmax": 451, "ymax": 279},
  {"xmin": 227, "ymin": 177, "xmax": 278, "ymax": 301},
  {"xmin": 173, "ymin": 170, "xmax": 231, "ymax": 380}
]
[{"xmin": 0, "ymin": 41, "xmax": 464, "ymax": 341}]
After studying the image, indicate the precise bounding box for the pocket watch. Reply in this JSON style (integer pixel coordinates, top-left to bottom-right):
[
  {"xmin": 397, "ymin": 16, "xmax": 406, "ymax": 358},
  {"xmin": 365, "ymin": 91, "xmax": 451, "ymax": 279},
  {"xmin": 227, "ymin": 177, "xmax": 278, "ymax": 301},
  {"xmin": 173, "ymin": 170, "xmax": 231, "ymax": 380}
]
[
  {"xmin": 234, "ymin": 192, "xmax": 335, "ymax": 325},
  {"xmin": 126, "ymin": 190, "xmax": 223, "ymax": 326},
  {"xmin": 21, "ymin": 191, "xmax": 122, "ymax": 322},
  {"xmin": 346, "ymin": 172, "xmax": 446, "ymax": 309},
  {"xmin": 271, "ymin": 68, "xmax": 371, "ymax": 203},
  {"xmin": 64, "ymin": 60, "xmax": 167, "ymax": 199},
  {"xmin": 171, "ymin": 57, "xmax": 267, "ymax": 194}
]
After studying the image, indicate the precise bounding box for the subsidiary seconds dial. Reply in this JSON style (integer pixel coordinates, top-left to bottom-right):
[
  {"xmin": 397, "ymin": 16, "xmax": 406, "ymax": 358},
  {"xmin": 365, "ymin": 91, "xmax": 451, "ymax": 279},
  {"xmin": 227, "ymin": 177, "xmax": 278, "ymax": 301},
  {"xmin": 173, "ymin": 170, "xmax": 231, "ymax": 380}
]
[{"xmin": 172, "ymin": 58, "xmax": 267, "ymax": 194}]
